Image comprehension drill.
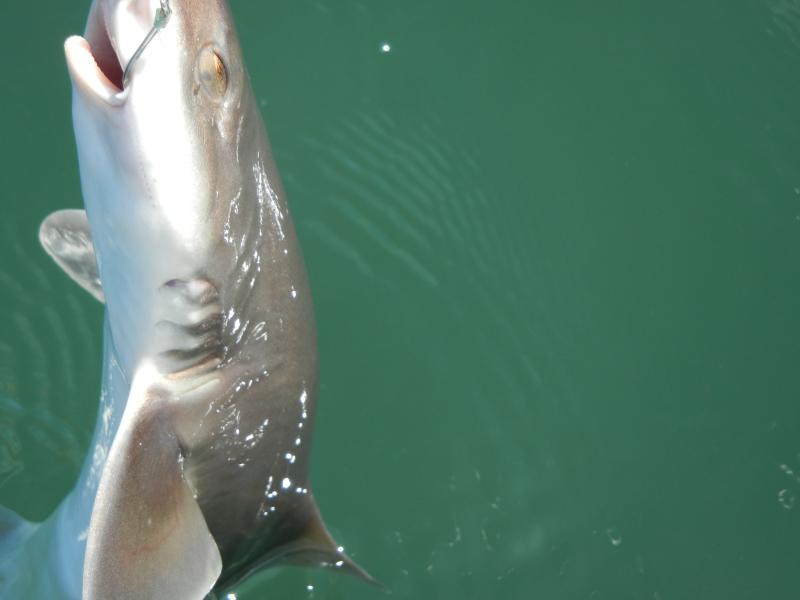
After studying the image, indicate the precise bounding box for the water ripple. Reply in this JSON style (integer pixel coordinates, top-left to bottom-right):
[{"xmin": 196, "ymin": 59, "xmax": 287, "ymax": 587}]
[
  {"xmin": 292, "ymin": 109, "xmax": 576, "ymax": 588},
  {"xmin": 767, "ymin": 0, "xmax": 800, "ymax": 49},
  {"xmin": 0, "ymin": 215, "xmax": 101, "ymax": 515}
]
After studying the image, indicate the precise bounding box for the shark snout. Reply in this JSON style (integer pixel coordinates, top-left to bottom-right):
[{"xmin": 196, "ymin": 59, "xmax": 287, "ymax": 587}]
[{"xmin": 65, "ymin": 0, "xmax": 169, "ymax": 104}]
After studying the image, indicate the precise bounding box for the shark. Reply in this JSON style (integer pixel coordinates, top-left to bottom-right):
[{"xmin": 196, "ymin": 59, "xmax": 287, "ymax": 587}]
[{"xmin": 0, "ymin": 0, "xmax": 374, "ymax": 597}]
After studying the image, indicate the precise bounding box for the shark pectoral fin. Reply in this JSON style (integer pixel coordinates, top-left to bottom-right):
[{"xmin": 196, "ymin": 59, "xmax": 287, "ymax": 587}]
[
  {"xmin": 84, "ymin": 381, "xmax": 221, "ymax": 600},
  {"xmin": 38, "ymin": 209, "xmax": 104, "ymax": 302},
  {"xmin": 280, "ymin": 495, "xmax": 383, "ymax": 589}
]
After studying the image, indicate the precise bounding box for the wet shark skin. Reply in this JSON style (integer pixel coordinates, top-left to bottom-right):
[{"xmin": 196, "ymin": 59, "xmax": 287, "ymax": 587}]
[{"xmin": 0, "ymin": 0, "xmax": 374, "ymax": 597}]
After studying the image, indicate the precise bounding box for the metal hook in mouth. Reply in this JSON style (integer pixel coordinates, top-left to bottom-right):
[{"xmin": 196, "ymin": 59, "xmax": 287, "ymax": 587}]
[{"xmin": 122, "ymin": 0, "xmax": 172, "ymax": 89}]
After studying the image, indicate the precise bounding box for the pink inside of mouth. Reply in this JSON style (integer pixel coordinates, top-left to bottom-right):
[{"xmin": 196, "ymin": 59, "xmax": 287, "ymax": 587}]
[{"xmin": 84, "ymin": 2, "xmax": 124, "ymax": 91}]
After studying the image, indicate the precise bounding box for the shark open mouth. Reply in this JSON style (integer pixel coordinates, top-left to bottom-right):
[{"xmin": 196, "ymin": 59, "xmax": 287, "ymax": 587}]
[
  {"xmin": 65, "ymin": 1, "xmax": 126, "ymax": 104},
  {"xmin": 86, "ymin": 2, "xmax": 125, "ymax": 91}
]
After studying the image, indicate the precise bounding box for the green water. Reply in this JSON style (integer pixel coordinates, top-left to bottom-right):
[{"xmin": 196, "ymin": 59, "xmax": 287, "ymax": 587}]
[{"xmin": 2, "ymin": 0, "xmax": 800, "ymax": 598}]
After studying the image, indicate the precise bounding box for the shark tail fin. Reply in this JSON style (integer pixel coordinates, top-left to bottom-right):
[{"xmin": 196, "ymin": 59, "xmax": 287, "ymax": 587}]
[{"xmin": 280, "ymin": 494, "xmax": 384, "ymax": 589}]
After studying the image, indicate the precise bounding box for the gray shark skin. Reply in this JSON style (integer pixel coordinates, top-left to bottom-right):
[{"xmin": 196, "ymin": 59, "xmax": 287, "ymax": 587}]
[{"xmin": 0, "ymin": 0, "xmax": 375, "ymax": 598}]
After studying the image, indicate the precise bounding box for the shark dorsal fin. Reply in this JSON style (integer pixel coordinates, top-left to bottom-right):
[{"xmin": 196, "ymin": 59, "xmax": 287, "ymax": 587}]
[
  {"xmin": 214, "ymin": 494, "xmax": 382, "ymax": 594},
  {"xmin": 39, "ymin": 209, "xmax": 104, "ymax": 302},
  {"xmin": 279, "ymin": 495, "xmax": 381, "ymax": 585}
]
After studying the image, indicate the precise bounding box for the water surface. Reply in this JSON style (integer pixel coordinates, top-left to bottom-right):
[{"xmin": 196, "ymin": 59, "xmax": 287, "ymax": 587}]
[{"xmin": 1, "ymin": 1, "xmax": 800, "ymax": 598}]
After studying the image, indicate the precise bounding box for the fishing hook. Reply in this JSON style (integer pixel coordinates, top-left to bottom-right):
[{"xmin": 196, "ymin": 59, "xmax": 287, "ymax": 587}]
[{"xmin": 122, "ymin": 0, "xmax": 172, "ymax": 89}]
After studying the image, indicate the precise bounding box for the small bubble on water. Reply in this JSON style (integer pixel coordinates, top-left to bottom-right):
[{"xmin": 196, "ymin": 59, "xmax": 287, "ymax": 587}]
[
  {"xmin": 778, "ymin": 488, "xmax": 796, "ymax": 510},
  {"xmin": 606, "ymin": 528, "xmax": 623, "ymax": 546}
]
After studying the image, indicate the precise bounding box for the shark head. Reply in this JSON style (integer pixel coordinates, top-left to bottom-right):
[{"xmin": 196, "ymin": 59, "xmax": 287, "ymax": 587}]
[
  {"xmin": 64, "ymin": 0, "xmax": 267, "ymax": 374},
  {"xmin": 64, "ymin": 0, "xmax": 253, "ymax": 247}
]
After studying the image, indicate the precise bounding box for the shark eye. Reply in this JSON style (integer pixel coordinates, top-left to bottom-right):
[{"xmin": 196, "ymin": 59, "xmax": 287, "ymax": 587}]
[{"xmin": 197, "ymin": 46, "xmax": 228, "ymax": 98}]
